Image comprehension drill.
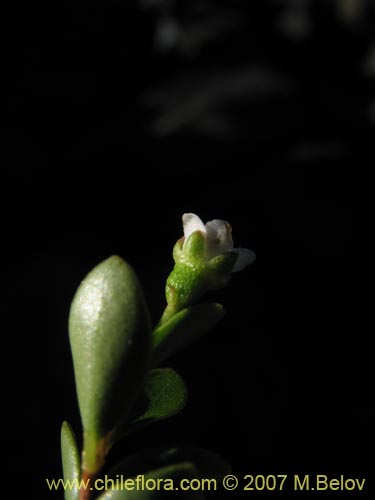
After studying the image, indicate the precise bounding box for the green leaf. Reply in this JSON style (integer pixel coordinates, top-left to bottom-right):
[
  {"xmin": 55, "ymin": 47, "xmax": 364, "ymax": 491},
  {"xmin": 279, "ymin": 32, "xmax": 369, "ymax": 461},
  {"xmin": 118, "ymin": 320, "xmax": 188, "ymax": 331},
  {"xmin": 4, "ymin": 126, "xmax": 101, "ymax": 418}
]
[
  {"xmin": 109, "ymin": 445, "xmax": 231, "ymax": 482},
  {"xmin": 152, "ymin": 303, "xmax": 225, "ymax": 366},
  {"xmin": 99, "ymin": 462, "xmax": 204, "ymax": 500},
  {"xmin": 69, "ymin": 255, "xmax": 152, "ymax": 472},
  {"xmin": 135, "ymin": 368, "xmax": 187, "ymax": 422},
  {"xmin": 61, "ymin": 421, "xmax": 80, "ymax": 500},
  {"xmin": 114, "ymin": 368, "xmax": 187, "ymax": 440}
]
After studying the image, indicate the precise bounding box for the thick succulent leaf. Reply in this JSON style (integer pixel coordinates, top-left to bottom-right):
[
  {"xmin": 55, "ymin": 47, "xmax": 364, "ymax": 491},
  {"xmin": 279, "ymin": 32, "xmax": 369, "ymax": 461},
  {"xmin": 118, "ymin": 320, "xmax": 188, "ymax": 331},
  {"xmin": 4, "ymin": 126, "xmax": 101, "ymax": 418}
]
[
  {"xmin": 61, "ymin": 421, "xmax": 80, "ymax": 500},
  {"xmin": 69, "ymin": 255, "xmax": 152, "ymax": 471},
  {"xmin": 125, "ymin": 368, "xmax": 187, "ymax": 436},
  {"xmin": 99, "ymin": 462, "xmax": 204, "ymax": 500},
  {"xmin": 109, "ymin": 445, "xmax": 231, "ymax": 481},
  {"xmin": 152, "ymin": 303, "xmax": 225, "ymax": 366}
]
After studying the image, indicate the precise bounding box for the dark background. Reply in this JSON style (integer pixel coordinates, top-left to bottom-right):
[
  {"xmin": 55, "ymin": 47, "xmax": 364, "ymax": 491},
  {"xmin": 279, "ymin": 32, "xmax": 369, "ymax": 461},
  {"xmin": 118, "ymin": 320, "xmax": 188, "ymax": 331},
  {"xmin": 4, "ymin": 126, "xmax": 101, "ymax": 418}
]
[{"xmin": 2, "ymin": 1, "xmax": 374, "ymax": 498}]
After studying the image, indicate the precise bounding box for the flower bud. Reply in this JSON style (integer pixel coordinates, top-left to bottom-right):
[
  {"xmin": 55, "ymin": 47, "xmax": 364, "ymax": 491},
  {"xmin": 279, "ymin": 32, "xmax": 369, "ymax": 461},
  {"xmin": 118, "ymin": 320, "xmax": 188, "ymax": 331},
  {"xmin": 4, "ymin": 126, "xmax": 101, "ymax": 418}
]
[{"xmin": 160, "ymin": 213, "xmax": 255, "ymax": 323}]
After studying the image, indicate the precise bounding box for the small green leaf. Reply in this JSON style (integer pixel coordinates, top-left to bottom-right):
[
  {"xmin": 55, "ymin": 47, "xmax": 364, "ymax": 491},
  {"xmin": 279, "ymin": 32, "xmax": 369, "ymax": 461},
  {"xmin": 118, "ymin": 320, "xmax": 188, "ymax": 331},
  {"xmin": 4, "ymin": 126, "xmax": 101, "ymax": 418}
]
[
  {"xmin": 61, "ymin": 421, "xmax": 80, "ymax": 500},
  {"xmin": 69, "ymin": 255, "xmax": 152, "ymax": 472},
  {"xmin": 153, "ymin": 303, "xmax": 225, "ymax": 366},
  {"xmin": 99, "ymin": 462, "xmax": 204, "ymax": 500},
  {"xmin": 123, "ymin": 368, "xmax": 187, "ymax": 437}
]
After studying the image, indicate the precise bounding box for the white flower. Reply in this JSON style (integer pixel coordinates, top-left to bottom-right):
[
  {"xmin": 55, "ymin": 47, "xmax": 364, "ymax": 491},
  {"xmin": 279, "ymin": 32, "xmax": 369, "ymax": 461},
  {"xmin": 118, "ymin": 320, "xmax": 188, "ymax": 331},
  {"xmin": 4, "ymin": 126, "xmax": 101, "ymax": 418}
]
[{"xmin": 182, "ymin": 213, "xmax": 256, "ymax": 272}]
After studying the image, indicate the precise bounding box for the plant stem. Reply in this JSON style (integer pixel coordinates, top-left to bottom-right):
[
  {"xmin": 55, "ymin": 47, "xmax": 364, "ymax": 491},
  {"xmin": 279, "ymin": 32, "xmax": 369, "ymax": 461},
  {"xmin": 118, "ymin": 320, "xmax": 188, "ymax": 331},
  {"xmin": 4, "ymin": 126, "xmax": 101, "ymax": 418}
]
[
  {"xmin": 79, "ymin": 470, "xmax": 96, "ymax": 500},
  {"xmin": 79, "ymin": 433, "xmax": 109, "ymax": 500}
]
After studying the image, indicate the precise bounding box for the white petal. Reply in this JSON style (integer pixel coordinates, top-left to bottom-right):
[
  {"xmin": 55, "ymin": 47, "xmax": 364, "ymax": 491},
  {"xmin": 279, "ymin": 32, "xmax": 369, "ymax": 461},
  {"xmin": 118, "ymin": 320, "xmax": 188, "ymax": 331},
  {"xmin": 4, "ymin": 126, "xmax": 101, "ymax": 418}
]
[
  {"xmin": 182, "ymin": 213, "xmax": 206, "ymax": 240},
  {"xmin": 231, "ymin": 248, "xmax": 256, "ymax": 272},
  {"xmin": 205, "ymin": 219, "xmax": 233, "ymax": 257}
]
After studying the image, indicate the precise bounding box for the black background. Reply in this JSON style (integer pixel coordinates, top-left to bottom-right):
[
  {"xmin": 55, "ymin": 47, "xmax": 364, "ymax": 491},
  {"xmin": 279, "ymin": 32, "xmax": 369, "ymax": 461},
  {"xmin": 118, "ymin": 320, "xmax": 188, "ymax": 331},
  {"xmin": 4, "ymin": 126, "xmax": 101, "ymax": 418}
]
[{"xmin": 2, "ymin": 1, "xmax": 374, "ymax": 498}]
